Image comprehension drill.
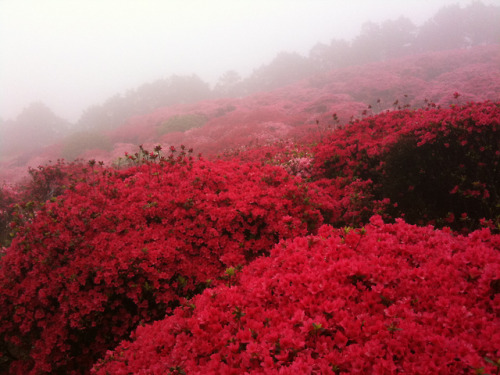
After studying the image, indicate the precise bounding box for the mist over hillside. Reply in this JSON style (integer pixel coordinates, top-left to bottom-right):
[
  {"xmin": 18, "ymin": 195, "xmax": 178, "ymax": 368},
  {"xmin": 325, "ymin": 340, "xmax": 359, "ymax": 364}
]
[
  {"xmin": 1, "ymin": 1, "xmax": 499, "ymax": 181},
  {"xmin": 7, "ymin": 0, "xmax": 497, "ymax": 122}
]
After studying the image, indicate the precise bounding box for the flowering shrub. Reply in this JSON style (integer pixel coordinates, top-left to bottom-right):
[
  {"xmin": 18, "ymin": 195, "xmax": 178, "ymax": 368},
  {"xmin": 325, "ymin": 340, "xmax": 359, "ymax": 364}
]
[
  {"xmin": 0, "ymin": 160, "xmax": 90, "ymax": 249},
  {"xmin": 0, "ymin": 185, "xmax": 18, "ymax": 249},
  {"xmin": 20, "ymin": 160, "xmax": 86, "ymax": 203},
  {"xmin": 93, "ymin": 216, "xmax": 500, "ymax": 374},
  {"xmin": 223, "ymin": 140, "xmax": 315, "ymax": 180},
  {"xmin": 0, "ymin": 155, "xmax": 324, "ymax": 374},
  {"xmin": 314, "ymin": 100, "xmax": 500, "ymax": 232},
  {"xmin": 379, "ymin": 101, "xmax": 499, "ymax": 232}
]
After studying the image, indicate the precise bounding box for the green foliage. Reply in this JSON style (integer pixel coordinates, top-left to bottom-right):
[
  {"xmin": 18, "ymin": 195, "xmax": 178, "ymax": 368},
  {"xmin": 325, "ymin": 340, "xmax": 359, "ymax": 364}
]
[
  {"xmin": 61, "ymin": 131, "xmax": 112, "ymax": 161},
  {"xmin": 157, "ymin": 114, "xmax": 207, "ymax": 135},
  {"xmin": 215, "ymin": 104, "xmax": 236, "ymax": 117},
  {"xmin": 0, "ymin": 190, "xmax": 15, "ymax": 249}
]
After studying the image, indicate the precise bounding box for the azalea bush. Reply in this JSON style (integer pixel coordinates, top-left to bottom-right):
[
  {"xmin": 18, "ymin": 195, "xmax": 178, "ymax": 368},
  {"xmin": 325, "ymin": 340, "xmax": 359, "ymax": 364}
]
[
  {"xmin": 0, "ymin": 160, "xmax": 90, "ymax": 249},
  {"xmin": 93, "ymin": 216, "xmax": 500, "ymax": 374},
  {"xmin": 0, "ymin": 185, "xmax": 18, "ymax": 249},
  {"xmin": 223, "ymin": 140, "xmax": 315, "ymax": 179},
  {"xmin": 0, "ymin": 151, "xmax": 325, "ymax": 374},
  {"xmin": 379, "ymin": 101, "xmax": 499, "ymax": 231},
  {"xmin": 314, "ymin": 100, "xmax": 500, "ymax": 232}
]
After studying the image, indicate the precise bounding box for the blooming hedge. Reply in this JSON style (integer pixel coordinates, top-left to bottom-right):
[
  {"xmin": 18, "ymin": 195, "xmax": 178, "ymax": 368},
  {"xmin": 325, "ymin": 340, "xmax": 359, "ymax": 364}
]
[
  {"xmin": 0, "ymin": 154, "xmax": 324, "ymax": 374},
  {"xmin": 93, "ymin": 216, "xmax": 500, "ymax": 374},
  {"xmin": 313, "ymin": 100, "xmax": 500, "ymax": 232}
]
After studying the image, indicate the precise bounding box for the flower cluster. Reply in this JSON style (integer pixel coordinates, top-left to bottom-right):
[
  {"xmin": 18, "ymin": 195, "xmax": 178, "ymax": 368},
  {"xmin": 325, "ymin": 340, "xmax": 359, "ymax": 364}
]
[
  {"xmin": 93, "ymin": 216, "xmax": 500, "ymax": 374},
  {"xmin": 229, "ymin": 141, "xmax": 314, "ymax": 179},
  {"xmin": 0, "ymin": 157, "xmax": 324, "ymax": 374},
  {"xmin": 0, "ymin": 160, "xmax": 92, "ymax": 249}
]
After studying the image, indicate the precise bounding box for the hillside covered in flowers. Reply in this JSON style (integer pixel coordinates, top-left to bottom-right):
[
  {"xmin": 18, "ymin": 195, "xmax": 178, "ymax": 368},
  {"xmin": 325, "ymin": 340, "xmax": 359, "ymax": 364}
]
[
  {"xmin": 1, "ymin": 43, "xmax": 499, "ymax": 183},
  {"xmin": 0, "ymin": 42, "xmax": 499, "ymax": 373}
]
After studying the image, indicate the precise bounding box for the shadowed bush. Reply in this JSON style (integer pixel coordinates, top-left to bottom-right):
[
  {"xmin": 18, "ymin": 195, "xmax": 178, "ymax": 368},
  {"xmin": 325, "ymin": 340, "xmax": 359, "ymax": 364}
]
[
  {"xmin": 314, "ymin": 100, "xmax": 500, "ymax": 232},
  {"xmin": 379, "ymin": 121, "xmax": 499, "ymax": 231}
]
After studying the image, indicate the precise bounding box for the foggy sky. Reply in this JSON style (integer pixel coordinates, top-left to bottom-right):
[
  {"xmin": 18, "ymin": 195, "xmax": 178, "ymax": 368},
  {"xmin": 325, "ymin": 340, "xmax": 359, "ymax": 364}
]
[{"xmin": 1, "ymin": 0, "xmax": 497, "ymax": 123}]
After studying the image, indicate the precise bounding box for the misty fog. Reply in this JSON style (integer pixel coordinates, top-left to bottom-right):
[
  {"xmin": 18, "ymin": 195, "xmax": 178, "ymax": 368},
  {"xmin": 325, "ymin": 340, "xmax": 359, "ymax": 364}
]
[
  {"xmin": 0, "ymin": 0, "xmax": 499, "ymax": 174},
  {"xmin": 3, "ymin": 0, "xmax": 497, "ymax": 122}
]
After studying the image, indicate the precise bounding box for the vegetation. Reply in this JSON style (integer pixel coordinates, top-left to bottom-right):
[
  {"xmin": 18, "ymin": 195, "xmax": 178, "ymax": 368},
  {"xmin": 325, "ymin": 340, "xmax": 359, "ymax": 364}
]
[
  {"xmin": 61, "ymin": 131, "xmax": 113, "ymax": 161},
  {"xmin": 1, "ymin": 100, "xmax": 499, "ymax": 374},
  {"xmin": 157, "ymin": 114, "xmax": 208, "ymax": 135},
  {"xmin": 0, "ymin": 3, "xmax": 499, "ymax": 373}
]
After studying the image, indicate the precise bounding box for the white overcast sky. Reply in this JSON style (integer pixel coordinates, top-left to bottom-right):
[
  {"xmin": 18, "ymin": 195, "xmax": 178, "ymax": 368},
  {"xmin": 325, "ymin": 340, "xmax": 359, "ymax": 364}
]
[{"xmin": 1, "ymin": 0, "xmax": 498, "ymax": 122}]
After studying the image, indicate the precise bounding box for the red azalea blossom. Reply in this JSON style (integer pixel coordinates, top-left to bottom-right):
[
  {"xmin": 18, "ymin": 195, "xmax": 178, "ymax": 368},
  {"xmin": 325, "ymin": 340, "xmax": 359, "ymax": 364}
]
[
  {"xmin": 0, "ymin": 158, "xmax": 325, "ymax": 374},
  {"xmin": 93, "ymin": 218, "xmax": 500, "ymax": 374}
]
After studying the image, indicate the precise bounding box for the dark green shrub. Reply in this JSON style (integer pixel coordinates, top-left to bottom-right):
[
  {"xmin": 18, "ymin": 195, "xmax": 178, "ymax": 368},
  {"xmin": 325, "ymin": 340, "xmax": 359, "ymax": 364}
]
[
  {"xmin": 157, "ymin": 113, "xmax": 207, "ymax": 134},
  {"xmin": 61, "ymin": 131, "xmax": 112, "ymax": 161}
]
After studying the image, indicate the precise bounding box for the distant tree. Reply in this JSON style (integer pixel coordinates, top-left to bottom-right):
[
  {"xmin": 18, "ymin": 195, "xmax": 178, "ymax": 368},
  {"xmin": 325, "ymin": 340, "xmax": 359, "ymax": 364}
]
[
  {"xmin": 77, "ymin": 105, "xmax": 110, "ymax": 132},
  {"xmin": 351, "ymin": 17, "xmax": 417, "ymax": 63},
  {"xmin": 166, "ymin": 74, "xmax": 211, "ymax": 103},
  {"xmin": 350, "ymin": 21, "xmax": 385, "ymax": 63},
  {"xmin": 379, "ymin": 17, "xmax": 417, "ymax": 59},
  {"xmin": 77, "ymin": 94, "xmax": 132, "ymax": 131},
  {"xmin": 463, "ymin": 1, "xmax": 500, "ymax": 46},
  {"xmin": 213, "ymin": 70, "xmax": 244, "ymax": 98},
  {"xmin": 308, "ymin": 1, "xmax": 500, "ymax": 72},
  {"xmin": 1, "ymin": 102, "xmax": 69, "ymax": 156},
  {"xmin": 309, "ymin": 38, "xmax": 353, "ymax": 72},
  {"xmin": 60, "ymin": 130, "xmax": 113, "ymax": 161},
  {"xmin": 245, "ymin": 52, "xmax": 315, "ymax": 93},
  {"xmin": 415, "ymin": 4, "xmax": 466, "ymax": 52},
  {"xmin": 135, "ymin": 74, "xmax": 211, "ymax": 108},
  {"xmin": 76, "ymin": 75, "xmax": 211, "ymax": 131},
  {"xmin": 309, "ymin": 42, "xmax": 331, "ymax": 72}
]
